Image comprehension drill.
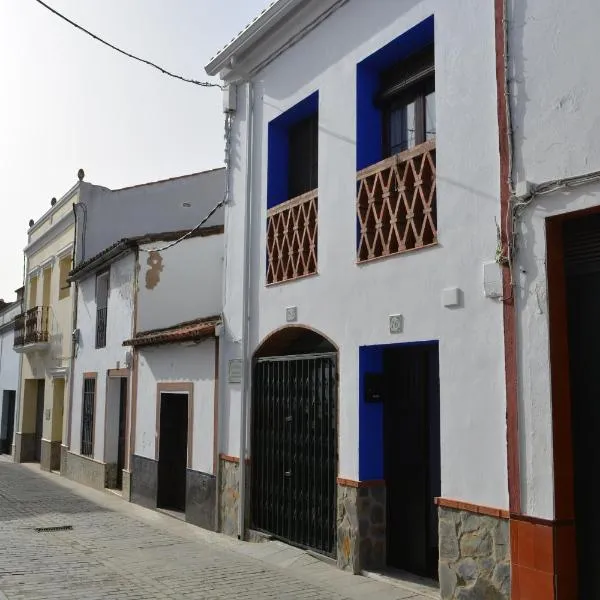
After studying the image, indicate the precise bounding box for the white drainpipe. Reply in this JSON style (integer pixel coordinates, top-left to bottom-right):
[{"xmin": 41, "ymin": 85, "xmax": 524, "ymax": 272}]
[{"xmin": 238, "ymin": 80, "xmax": 255, "ymax": 540}]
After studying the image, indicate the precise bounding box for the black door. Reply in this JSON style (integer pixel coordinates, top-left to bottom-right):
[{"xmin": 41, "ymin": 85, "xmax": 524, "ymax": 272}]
[
  {"xmin": 383, "ymin": 344, "xmax": 440, "ymax": 578},
  {"xmin": 251, "ymin": 354, "xmax": 337, "ymax": 556},
  {"xmin": 0, "ymin": 391, "xmax": 16, "ymax": 454},
  {"xmin": 564, "ymin": 213, "xmax": 600, "ymax": 597},
  {"xmin": 157, "ymin": 393, "xmax": 188, "ymax": 511},
  {"xmin": 116, "ymin": 378, "xmax": 127, "ymax": 490},
  {"xmin": 34, "ymin": 380, "xmax": 44, "ymax": 462}
]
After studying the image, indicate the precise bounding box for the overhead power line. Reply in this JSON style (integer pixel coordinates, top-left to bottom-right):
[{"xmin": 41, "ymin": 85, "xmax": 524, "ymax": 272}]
[{"xmin": 33, "ymin": 0, "xmax": 222, "ymax": 89}]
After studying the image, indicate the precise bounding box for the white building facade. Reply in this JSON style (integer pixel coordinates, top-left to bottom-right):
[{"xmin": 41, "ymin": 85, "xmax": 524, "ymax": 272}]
[
  {"xmin": 66, "ymin": 170, "xmax": 225, "ymax": 530},
  {"xmin": 124, "ymin": 230, "xmax": 223, "ymax": 529},
  {"xmin": 501, "ymin": 1, "xmax": 600, "ymax": 598},
  {"xmin": 66, "ymin": 248, "xmax": 136, "ymax": 493},
  {"xmin": 207, "ymin": 1, "xmax": 510, "ymax": 597},
  {"xmin": 0, "ymin": 292, "xmax": 23, "ymax": 454}
]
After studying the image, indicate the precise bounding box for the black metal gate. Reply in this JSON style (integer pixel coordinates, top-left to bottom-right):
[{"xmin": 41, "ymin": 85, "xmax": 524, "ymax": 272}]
[{"xmin": 251, "ymin": 353, "xmax": 337, "ymax": 556}]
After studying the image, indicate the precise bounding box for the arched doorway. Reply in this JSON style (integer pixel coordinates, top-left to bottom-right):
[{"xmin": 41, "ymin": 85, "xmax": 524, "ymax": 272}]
[{"xmin": 251, "ymin": 326, "xmax": 338, "ymax": 556}]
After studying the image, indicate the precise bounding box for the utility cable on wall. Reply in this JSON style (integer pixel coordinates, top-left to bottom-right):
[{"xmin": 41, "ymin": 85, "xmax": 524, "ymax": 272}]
[
  {"xmin": 33, "ymin": 0, "xmax": 223, "ymax": 89},
  {"xmin": 499, "ymin": 0, "xmax": 600, "ymax": 288}
]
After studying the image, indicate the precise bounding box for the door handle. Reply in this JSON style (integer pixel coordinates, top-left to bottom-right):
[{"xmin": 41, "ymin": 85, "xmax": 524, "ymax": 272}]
[{"xmin": 284, "ymin": 471, "xmax": 292, "ymax": 477}]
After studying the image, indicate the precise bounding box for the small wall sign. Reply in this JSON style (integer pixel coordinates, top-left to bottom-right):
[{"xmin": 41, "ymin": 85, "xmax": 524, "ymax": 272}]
[
  {"xmin": 389, "ymin": 314, "xmax": 403, "ymax": 334},
  {"xmin": 228, "ymin": 359, "xmax": 243, "ymax": 384},
  {"xmin": 286, "ymin": 306, "xmax": 298, "ymax": 323}
]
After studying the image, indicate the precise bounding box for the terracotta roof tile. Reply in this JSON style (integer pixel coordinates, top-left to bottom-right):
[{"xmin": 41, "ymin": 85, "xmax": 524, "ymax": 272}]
[{"xmin": 123, "ymin": 317, "xmax": 220, "ymax": 348}]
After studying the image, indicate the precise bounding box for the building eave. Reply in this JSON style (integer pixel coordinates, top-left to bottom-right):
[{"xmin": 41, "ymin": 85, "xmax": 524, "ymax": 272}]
[
  {"xmin": 68, "ymin": 225, "xmax": 224, "ymax": 283},
  {"xmin": 27, "ymin": 182, "xmax": 80, "ymax": 237},
  {"xmin": 205, "ymin": 0, "xmax": 305, "ymax": 76},
  {"xmin": 24, "ymin": 210, "xmax": 75, "ymax": 258},
  {"xmin": 123, "ymin": 316, "xmax": 221, "ymax": 349},
  {"xmin": 68, "ymin": 240, "xmax": 135, "ymax": 283}
]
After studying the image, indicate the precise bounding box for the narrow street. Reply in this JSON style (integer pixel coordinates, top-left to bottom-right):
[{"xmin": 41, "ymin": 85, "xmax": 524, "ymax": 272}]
[{"xmin": 0, "ymin": 461, "xmax": 434, "ymax": 600}]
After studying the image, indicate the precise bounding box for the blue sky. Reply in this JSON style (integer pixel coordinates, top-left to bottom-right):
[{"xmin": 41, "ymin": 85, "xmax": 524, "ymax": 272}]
[{"xmin": 0, "ymin": 0, "xmax": 270, "ymax": 299}]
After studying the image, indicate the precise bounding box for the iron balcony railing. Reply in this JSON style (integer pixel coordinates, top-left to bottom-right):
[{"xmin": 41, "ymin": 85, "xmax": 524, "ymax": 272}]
[
  {"xmin": 13, "ymin": 313, "xmax": 25, "ymax": 347},
  {"xmin": 266, "ymin": 189, "xmax": 318, "ymax": 285},
  {"xmin": 14, "ymin": 306, "xmax": 50, "ymax": 348},
  {"xmin": 357, "ymin": 139, "xmax": 437, "ymax": 263}
]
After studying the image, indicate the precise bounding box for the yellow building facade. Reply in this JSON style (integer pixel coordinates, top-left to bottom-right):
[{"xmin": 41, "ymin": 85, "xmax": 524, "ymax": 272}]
[{"xmin": 14, "ymin": 184, "xmax": 79, "ymax": 471}]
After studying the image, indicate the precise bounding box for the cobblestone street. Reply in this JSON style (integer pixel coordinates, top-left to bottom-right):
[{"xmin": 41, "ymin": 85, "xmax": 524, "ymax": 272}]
[{"xmin": 0, "ymin": 461, "xmax": 435, "ymax": 600}]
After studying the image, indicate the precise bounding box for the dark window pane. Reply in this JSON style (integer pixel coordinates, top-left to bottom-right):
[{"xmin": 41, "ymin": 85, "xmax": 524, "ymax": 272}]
[
  {"xmin": 95, "ymin": 271, "xmax": 109, "ymax": 348},
  {"xmin": 389, "ymin": 98, "xmax": 417, "ymax": 155},
  {"xmin": 425, "ymin": 90, "xmax": 436, "ymax": 140},
  {"xmin": 288, "ymin": 114, "xmax": 318, "ymax": 199},
  {"xmin": 380, "ymin": 44, "xmax": 435, "ymax": 158}
]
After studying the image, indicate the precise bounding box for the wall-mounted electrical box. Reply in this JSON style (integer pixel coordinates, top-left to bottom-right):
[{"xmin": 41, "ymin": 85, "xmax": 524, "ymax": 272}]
[
  {"xmin": 223, "ymin": 84, "xmax": 237, "ymax": 113},
  {"xmin": 483, "ymin": 261, "xmax": 503, "ymax": 299}
]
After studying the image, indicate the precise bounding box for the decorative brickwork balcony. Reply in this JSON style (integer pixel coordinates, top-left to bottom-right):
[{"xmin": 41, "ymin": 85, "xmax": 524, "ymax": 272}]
[
  {"xmin": 357, "ymin": 139, "xmax": 437, "ymax": 263},
  {"xmin": 266, "ymin": 189, "xmax": 318, "ymax": 285},
  {"xmin": 14, "ymin": 306, "xmax": 50, "ymax": 352}
]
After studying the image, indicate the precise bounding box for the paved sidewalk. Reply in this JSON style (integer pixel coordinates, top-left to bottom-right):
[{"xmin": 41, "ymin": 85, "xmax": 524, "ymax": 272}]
[{"xmin": 0, "ymin": 460, "xmax": 437, "ymax": 599}]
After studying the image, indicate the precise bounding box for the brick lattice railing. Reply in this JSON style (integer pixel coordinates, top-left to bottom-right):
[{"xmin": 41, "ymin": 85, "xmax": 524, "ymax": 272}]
[
  {"xmin": 266, "ymin": 189, "xmax": 318, "ymax": 285},
  {"xmin": 357, "ymin": 139, "xmax": 437, "ymax": 263}
]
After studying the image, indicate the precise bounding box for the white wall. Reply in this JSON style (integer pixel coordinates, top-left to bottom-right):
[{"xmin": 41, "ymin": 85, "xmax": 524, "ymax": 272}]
[
  {"xmin": 80, "ymin": 170, "xmax": 225, "ymax": 262},
  {"xmin": 507, "ymin": 0, "xmax": 600, "ymax": 519},
  {"xmin": 135, "ymin": 340, "xmax": 216, "ymax": 475},
  {"xmin": 136, "ymin": 233, "xmax": 223, "ymax": 332},
  {"xmin": 0, "ymin": 303, "xmax": 21, "ymax": 395},
  {"xmin": 70, "ymin": 253, "xmax": 135, "ymax": 458},
  {"xmin": 221, "ymin": 0, "xmax": 508, "ymax": 509},
  {"xmin": 0, "ymin": 302, "xmax": 22, "ymax": 443}
]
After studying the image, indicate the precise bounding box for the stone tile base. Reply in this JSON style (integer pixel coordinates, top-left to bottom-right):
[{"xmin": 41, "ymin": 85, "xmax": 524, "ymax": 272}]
[
  {"xmin": 40, "ymin": 440, "xmax": 61, "ymax": 471},
  {"xmin": 218, "ymin": 458, "xmax": 240, "ymax": 537},
  {"xmin": 122, "ymin": 470, "xmax": 132, "ymax": 501},
  {"xmin": 105, "ymin": 463, "xmax": 118, "ymax": 489},
  {"xmin": 438, "ymin": 507, "xmax": 510, "ymax": 599},
  {"xmin": 63, "ymin": 451, "xmax": 107, "ymax": 491},
  {"xmin": 130, "ymin": 454, "xmax": 158, "ymax": 509},
  {"xmin": 60, "ymin": 445, "xmax": 68, "ymax": 474},
  {"xmin": 186, "ymin": 469, "xmax": 216, "ymax": 531},
  {"xmin": 337, "ymin": 484, "xmax": 386, "ymax": 574},
  {"xmin": 14, "ymin": 433, "xmax": 36, "ymax": 463}
]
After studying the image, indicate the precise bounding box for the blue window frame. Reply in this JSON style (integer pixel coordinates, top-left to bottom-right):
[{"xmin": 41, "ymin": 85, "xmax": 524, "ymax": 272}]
[
  {"xmin": 356, "ymin": 16, "xmax": 434, "ymax": 171},
  {"xmin": 267, "ymin": 91, "xmax": 319, "ymax": 209}
]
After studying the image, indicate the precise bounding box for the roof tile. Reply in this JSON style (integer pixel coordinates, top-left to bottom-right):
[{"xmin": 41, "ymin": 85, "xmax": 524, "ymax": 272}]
[{"xmin": 123, "ymin": 317, "xmax": 220, "ymax": 348}]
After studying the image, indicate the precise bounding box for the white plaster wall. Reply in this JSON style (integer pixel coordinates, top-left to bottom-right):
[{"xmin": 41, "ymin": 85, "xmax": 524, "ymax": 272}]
[
  {"xmin": 81, "ymin": 170, "xmax": 225, "ymax": 261},
  {"xmin": 221, "ymin": 0, "xmax": 508, "ymax": 509},
  {"xmin": 136, "ymin": 234, "xmax": 223, "ymax": 332},
  {"xmin": 0, "ymin": 303, "xmax": 21, "ymax": 394},
  {"xmin": 507, "ymin": 0, "xmax": 600, "ymax": 519},
  {"xmin": 134, "ymin": 340, "xmax": 216, "ymax": 475},
  {"xmin": 0, "ymin": 303, "xmax": 22, "ymax": 442},
  {"xmin": 70, "ymin": 253, "xmax": 135, "ymax": 458}
]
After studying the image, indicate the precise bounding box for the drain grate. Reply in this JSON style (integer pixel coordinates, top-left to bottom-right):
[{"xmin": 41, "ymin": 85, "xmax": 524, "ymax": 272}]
[{"xmin": 34, "ymin": 525, "xmax": 73, "ymax": 533}]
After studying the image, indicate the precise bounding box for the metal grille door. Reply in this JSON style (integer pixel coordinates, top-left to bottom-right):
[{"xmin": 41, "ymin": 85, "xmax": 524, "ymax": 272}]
[{"xmin": 251, "ymin": 354, "xmax": 337, "ymax": 556}]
